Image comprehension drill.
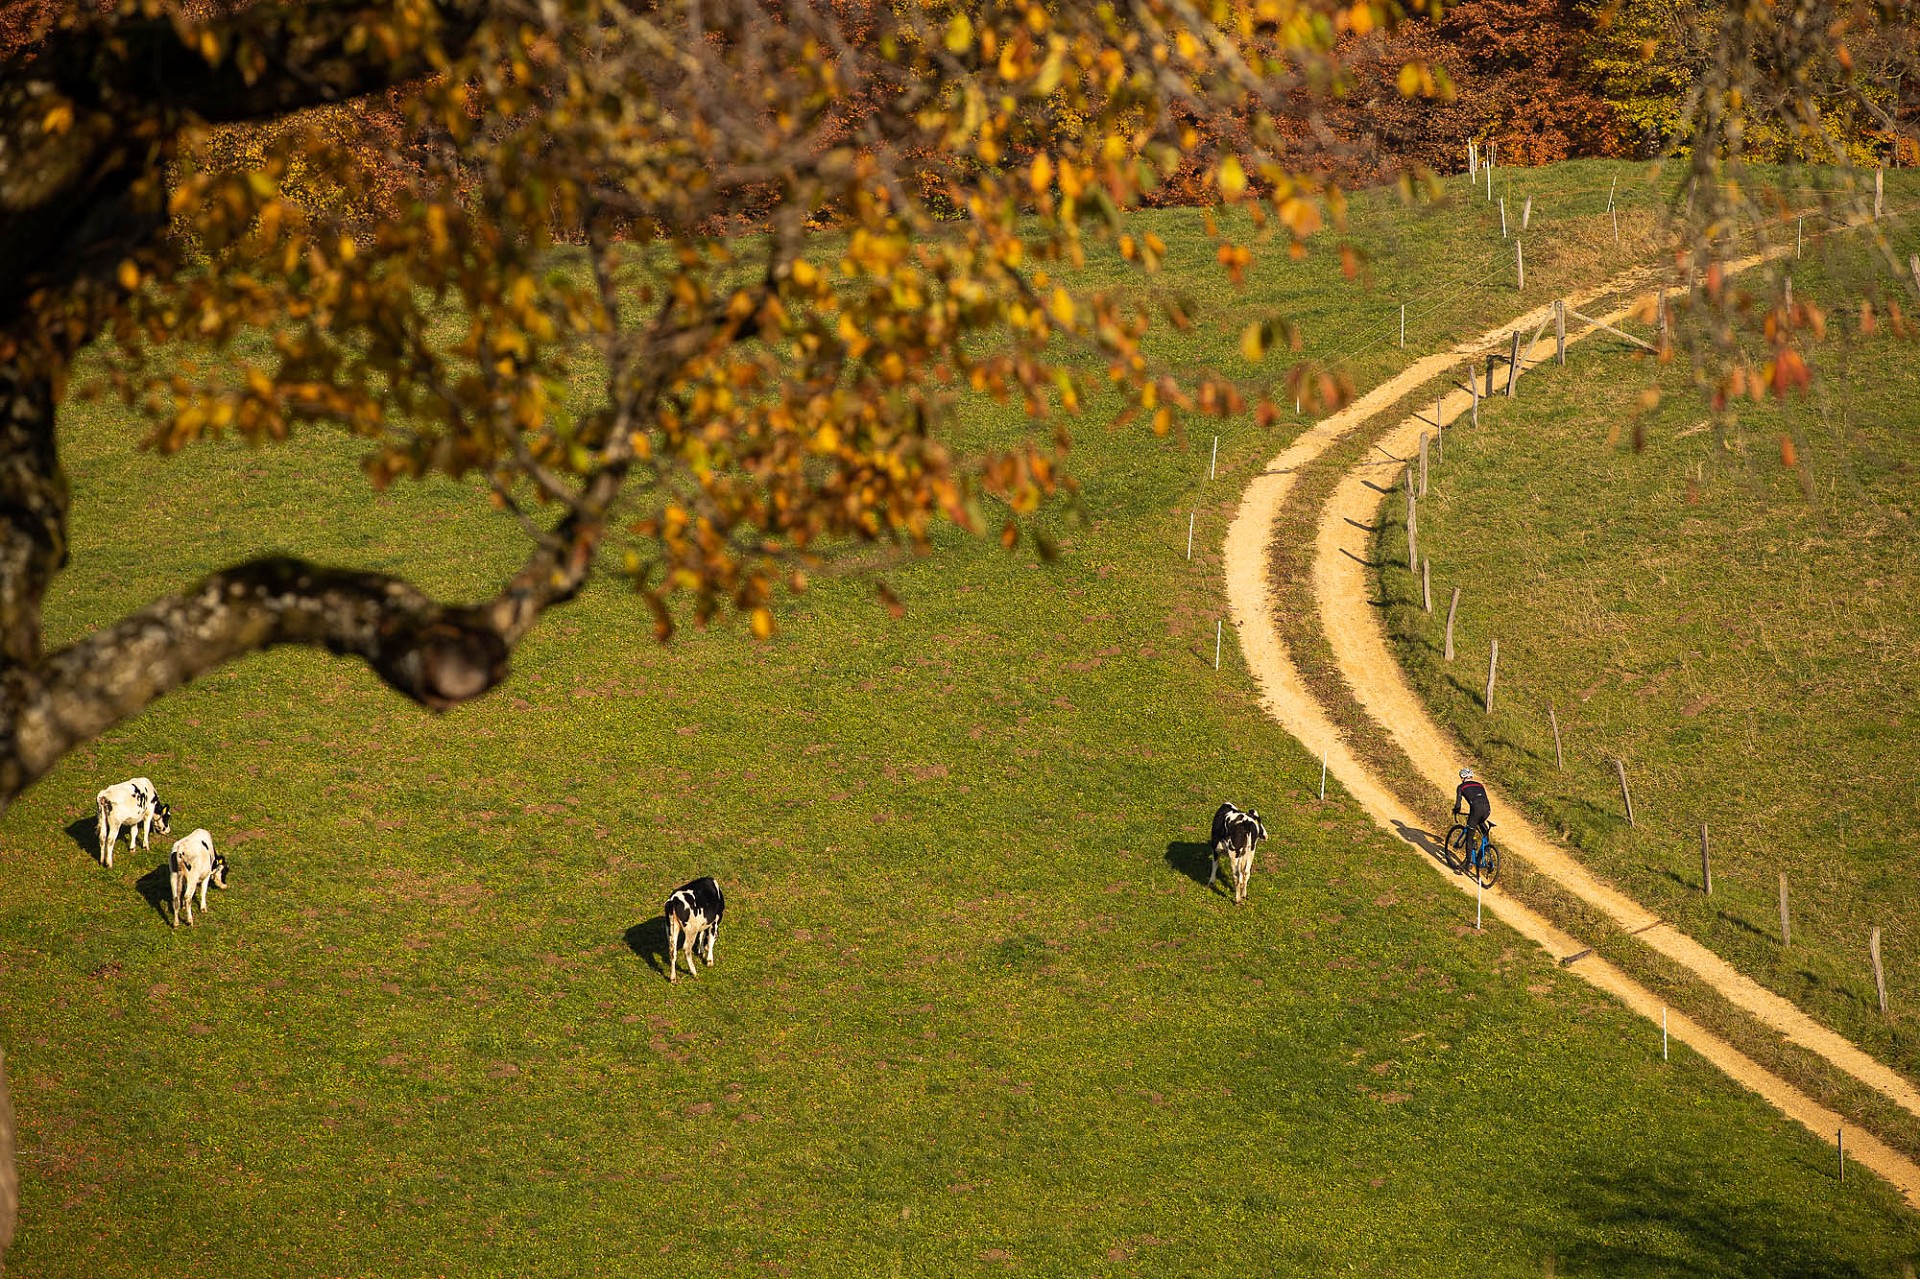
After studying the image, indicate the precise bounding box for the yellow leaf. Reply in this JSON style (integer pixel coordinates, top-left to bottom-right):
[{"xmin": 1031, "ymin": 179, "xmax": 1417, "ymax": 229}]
[
  {"xmin": 1029, "ymin": 153, "xmax": 1053, "ymax": 194},
  {"xmin": 42, "ymin": 103, "xmax": 72, "ymax": 135},
  {"xmin": 1397, "ymin": 63, "xmax": 1422, "ymax": 97},
  {"xmin": 116, "ymin": 260, "xmax": 140, "ymax": 292},
  {"xmin": 1240, "ymin": 322, "xmax": 1265, "ymax": 362},
  {"xmin": 1217, "ymin": 156, "xmax": 1247, "ymax": 201},
  {"xmin": 1048, "ymin": 287, "xmax": 1075, "ymax": 327},
  {"xmin": 944, "ymin": 13, "xmax": 973, "ymax": 53},
  {"xmin": 750, "ymin": 608, "xmax": 775, "ymax": 640}
]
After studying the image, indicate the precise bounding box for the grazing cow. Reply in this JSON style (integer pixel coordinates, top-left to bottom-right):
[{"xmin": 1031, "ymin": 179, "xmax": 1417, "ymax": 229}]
[
  {"xmin": 168, "ymin": 829, "xmax": 229, "ymax": 929},
  {"xmin": 95, "ymin": 777, "xmax": 172, "ymax": 869},
  {"xmin": 663, "ymin": 876, "xmax": 725, "ymax": 983},
  {"xmin": 1208, "ymin": 802, "xmax": 1268, "ymax": 904}
]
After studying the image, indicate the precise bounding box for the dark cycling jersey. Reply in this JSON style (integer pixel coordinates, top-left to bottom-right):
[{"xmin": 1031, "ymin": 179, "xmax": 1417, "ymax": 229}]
[{"xmin": 1455, "ymin": 780, "xmax": 1490, "ymax": 828}]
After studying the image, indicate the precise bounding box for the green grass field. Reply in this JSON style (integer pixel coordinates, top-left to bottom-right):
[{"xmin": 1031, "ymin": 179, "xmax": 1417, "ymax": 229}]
[
  {"xmin": 1380, "ymin": 207, "xmax": 1920, "ymax": 1091},
  {"xmin": 5, "ymin": 164, "xmax": 1920, "ymax": 1275}
]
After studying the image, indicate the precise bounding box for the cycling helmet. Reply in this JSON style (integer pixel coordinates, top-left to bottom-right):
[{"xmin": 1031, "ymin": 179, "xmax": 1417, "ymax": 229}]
[{"xmin": 1459, "ymin": 768, "xmax": 1475, "ymax": 781}]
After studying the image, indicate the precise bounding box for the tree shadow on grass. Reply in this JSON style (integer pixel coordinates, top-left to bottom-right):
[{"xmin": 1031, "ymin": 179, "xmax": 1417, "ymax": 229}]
[
  {"xmin": 134, "ymin": 861, "xmax": 174, "ymax": 925},
  {"xmin": 1165, "ymin": 841, "xmax": 1225, "ymax": 896},
  {"xmin": 625, "ymin": 916, "xmax": 671, "ymax": 977},
  {"xmin": 1550, "ymin": 1163, "xmax": 1876, "ymax": 1279}
]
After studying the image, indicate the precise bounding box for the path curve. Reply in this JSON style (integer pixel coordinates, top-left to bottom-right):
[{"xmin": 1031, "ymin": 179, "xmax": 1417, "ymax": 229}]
[
  {"xmin": 1316, "ymin": 311, "xmax": 1920, "ymax": 1126},
  {"xmin": 1222, "ymin": 261, "xmax": 1920, "ymax": 1208}
]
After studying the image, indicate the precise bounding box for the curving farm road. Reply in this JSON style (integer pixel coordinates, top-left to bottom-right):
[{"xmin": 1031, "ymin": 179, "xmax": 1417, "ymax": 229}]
[{"xmin": 1222, "ymin": 260, "xmax": 1920, "ymax": 1206}]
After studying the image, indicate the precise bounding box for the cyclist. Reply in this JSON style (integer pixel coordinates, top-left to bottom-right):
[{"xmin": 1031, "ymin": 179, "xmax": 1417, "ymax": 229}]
[{"xmin": 1453, "ymin": 768, "xmax": 1492, "ymax": 872}]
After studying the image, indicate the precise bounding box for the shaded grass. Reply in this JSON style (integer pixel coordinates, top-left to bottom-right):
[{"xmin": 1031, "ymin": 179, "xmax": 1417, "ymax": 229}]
[{"xmin": 2, "ymin": 164, "xmax": 1918, "ymax": 1275}]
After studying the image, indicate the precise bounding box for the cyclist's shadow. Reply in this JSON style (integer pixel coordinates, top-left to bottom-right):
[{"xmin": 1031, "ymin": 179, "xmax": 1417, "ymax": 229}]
[{"xmin": 1391, "ymin": 819, "xmax": 1451, "ymax": 868}]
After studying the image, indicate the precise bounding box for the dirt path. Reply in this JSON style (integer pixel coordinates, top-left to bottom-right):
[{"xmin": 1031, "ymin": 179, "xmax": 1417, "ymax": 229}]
[{"xmin": 1222, "ymin": 263, "xmax": 1920, "ymax": 1208}]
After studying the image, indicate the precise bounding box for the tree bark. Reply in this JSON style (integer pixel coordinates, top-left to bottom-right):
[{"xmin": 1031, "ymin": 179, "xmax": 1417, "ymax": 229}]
[{"xmin": 0, "ymin": 368, "xmax": 64, "ymax": 667}]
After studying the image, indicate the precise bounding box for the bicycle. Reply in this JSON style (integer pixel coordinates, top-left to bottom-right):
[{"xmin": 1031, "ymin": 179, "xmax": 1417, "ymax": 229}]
[{"xmin": 1444, "ymin": 819, "xmax": 1502, "ymax": 888}]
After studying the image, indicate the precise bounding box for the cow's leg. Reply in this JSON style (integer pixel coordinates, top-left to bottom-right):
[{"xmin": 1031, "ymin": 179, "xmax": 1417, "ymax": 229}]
[
  {"xmin": 170, "ymin": 874, "xmax": 181, "ymax": 929},
  {"xmin": 103, "ymin": 821, "xmax": 118, "ymax": 868},
  {"xmin": 686, "ymin": 929, "xmax": 701, "ymax": 977},
  {"xmin": 704, "ymin": 925, "xmax": 717, "ymax": 966},
  {"xmin": 1206, "ymin": 846, "xmax": 1219, "ymax": 888},
  {"xmin": 199, "ymin": 876, "xmax": 211, "ymax": 913},
  {"xmin": 666, "ymin": 917, "xmax": 681, "ymax": 982}
]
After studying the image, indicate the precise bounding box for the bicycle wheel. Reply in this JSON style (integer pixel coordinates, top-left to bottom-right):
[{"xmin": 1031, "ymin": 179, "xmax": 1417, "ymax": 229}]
[
  {"xmin": 1474, "ymin": 839, "xmax": 1502, "ymax": 888},
  {"xmin": 1444, "ymin": 824, "xmax": 1468, "ymax": 871}
]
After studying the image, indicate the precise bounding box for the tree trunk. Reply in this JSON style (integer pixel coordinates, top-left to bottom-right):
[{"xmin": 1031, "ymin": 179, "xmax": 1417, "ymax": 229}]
[{"xmin": 0, "ymin": 366, "xmax": 64, "ymax": 668}]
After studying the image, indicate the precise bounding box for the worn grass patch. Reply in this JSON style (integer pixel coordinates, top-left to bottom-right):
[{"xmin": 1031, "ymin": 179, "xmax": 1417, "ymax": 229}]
[{"xmin": 4, "ymin": 164, "xmax": 1919, "ymax": 1275}]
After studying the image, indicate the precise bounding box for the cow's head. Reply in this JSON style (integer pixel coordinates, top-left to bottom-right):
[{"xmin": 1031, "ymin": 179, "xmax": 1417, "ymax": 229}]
[
  {"xmin": 1247, "ymin": 810, "xmax": 1267, "ymax": 843},
  {"xmin": 210, "ymin": 853, "xmax": 230, "ymax": 890},
  {"xmin": 152, "ymin": 802, "xmax": 173, "ymax": 836}
]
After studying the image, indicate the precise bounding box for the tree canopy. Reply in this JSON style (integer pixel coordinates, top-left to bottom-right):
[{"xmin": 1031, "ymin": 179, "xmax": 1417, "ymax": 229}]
[{"xmin": 0, "ymin": 0, "xmax": 1908, "ymax": 822}]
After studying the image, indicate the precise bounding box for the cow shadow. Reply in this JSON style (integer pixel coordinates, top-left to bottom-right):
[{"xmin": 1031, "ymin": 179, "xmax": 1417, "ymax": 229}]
[
  {"xmin": 1164, "ymin": 841, "xmax": 1226, "ymax": 896},
  {"xmin": 625, "ymin": 915, "xmax": 671, "ymax": 976},
  {"xmin": 64, "ymin": 816, "xmax": 97, "ymax": 858},
  {"xmin": 134, "ymin": 861, "xmax": 174, "ymax": 924}
]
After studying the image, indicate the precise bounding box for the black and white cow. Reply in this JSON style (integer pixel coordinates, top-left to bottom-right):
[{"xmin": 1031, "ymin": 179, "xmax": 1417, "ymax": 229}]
[
  {"xmin": 663, "ymin": 876, "xmax": 725, "ymax": 983},
  {"xmin": 1208, "ymin": 802, "xmax": 1268, "ymax": 904},
  {"xmin": 168, "ymin": 829, "xmax": 229, "ymax": 929},
  {"xmin": 95, "ymin": 777, "xmax": 172, "ymax": 869}
]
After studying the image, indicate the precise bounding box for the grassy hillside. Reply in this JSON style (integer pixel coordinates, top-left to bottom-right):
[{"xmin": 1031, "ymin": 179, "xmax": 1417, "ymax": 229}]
[
  {"xmin": 4, "ymin": 165, "xmax": 1919, "ymax": 1275},
  {"xmin": 1380, "ymin": 204, "xmax": 1920, "ymax": 1091}
]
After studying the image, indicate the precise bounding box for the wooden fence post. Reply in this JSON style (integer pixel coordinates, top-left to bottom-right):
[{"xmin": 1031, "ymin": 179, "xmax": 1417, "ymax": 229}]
[
  {"xmin": 1612, "ymin": 206, "xmax": 1620, "ymax": 245},
  {"xmin": 1872, "ymin": 927, "xmax": 1888, "ymax": 1014},
  {"xmin": 1555, "ymin": 299, "xmax": 1566, "ymax": 364},
  {"xmin": 1876, "ymin": 168, "xmax": 1884, "ymax": 219},
  {"xmin": 1186, "ymin": 511, "xmax": 1195, "ymax": 560},
  {"xmin": 1407, "ymin": 494, "xmax": 1418, "ymax": 569},
  {"xmin": 1548, "ymin": 702, "xmax": 1564, "ymax": 771},
  {"xmin": 1780, "ymin": 873, "xmax": 1791, "ymax": 947},
  {"xmin": 1435, "ymin": 405, "xmax": 1444, "ymax": 462},
  {"xmin": 1445, "ymin": 587, "xmax": 1460, "ymax": 661},
  {"xmin": 1523, "ymin": 196, "xmax": 1532, "ymax": 230},
  {"xmin": 1484, "ymin": 639, "xmax": 1499, "ymax": 713},
  {"xmin": 1505, "ymin": 331, "xmax": 1522, "ymax": 396},
  {"xmin": 1614, "ymin": 758, "xmax": 1635, "ymax": 826},
  {"xmin": 1470, "ymin": 363, "xmax": 1480, "ymax": 426},
  {"xmin": 1909, "ymin": 253, "xmax": 1919, "ymax": 299},
  {"xmin": 1516, "ymin": 240, "xmax": 1524, "ymax": 291},
  {"xmin": 1209, "ymin": 435, "xmax": 1217, "ymax": 480},
  {"xmin": 1400, "ymin": 303, "xmax": 1406, "ymax": 348},
  {"xmin": 1422, "ymin": 557, "xmax": 1433, "ymax": 613},
  {"xmin": 1700, "ymin": 823, "xmax": 1712, "ymax": 894},
  {"xmin": 1418, "ymin": 433, "xmax": 1429, "ymax": 497},
  {"xmin": 1500, "ymin": 197, "xmax": 1508, "ymax": 237},
  {"xmin": 1797, "ymin": 215, "xmax": 1804, "ymax": 259}
]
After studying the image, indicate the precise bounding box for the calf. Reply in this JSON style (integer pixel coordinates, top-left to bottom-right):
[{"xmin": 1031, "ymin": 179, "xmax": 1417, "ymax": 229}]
[
  {"xmin": 95, "ymin": 777, "xmax": 172, "ymax": 869},
  {"xmin": 663, "ymin": 876, "xmax": 725, "ymax": 983},
  {"xmin": 168, "ymin": 829, "xmax": 229, "ymax": 929},
  {"xmin": 1208, "ymin": 802, "xmax": 1268, "ymax": 904}
]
